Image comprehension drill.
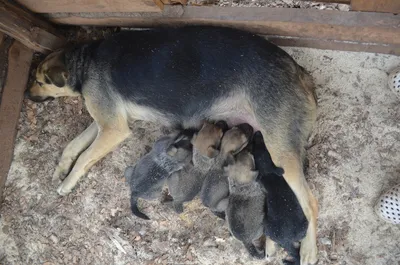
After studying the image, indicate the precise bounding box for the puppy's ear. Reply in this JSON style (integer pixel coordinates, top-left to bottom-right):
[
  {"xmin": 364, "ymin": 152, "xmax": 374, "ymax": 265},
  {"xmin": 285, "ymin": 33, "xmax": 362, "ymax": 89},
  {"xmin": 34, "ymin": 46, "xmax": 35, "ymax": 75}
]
[
  {"xmin": 166, "ymin": 146, "xmax": 178, "ymax": 156},
  {"xmin": 250, "ymin": 170, "xmax": 259, "ymax": 181},
  {"xmin": 190, "ymin": 133, "xmax": 198, "ymax": 144},
  {"xmin": 206, "ymin": 146, "xmax": 219, "ymax": 158},
  {"xmin": 45, "ymin": 66, "xmax": 69, "ymax": 87}
]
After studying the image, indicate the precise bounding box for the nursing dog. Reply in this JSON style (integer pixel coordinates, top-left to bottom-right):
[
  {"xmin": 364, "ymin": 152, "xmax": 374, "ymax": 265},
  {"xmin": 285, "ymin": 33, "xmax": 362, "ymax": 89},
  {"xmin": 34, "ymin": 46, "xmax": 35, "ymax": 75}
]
[{"xmin": 26, "ymin": 25, "xmax": 318, "ymax": 264}]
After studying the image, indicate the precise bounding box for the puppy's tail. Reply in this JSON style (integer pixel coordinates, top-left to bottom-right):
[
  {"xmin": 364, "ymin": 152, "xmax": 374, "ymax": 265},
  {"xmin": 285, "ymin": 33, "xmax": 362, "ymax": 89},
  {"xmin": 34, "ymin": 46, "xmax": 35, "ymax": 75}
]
[
  {"xmin": 244, "ymin": 242, "xmax": 265, "ymax": 260},
  {"xmin": 130, "ymin": 195, "xmax": 150, "ymax": 220}
]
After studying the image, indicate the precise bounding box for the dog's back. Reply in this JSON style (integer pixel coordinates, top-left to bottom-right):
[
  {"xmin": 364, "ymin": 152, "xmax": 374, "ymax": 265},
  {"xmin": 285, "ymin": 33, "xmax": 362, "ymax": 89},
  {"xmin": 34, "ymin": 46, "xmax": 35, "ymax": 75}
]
[{"xmin": 252, "ymin": 132, "xmax": 308, "ymax": 263}]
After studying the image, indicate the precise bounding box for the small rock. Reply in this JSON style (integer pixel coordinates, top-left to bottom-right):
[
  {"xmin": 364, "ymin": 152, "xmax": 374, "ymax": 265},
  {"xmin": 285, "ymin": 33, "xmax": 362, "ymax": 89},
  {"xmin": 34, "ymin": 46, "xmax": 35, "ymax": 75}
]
[
  {"xmin": 134, "ymin": 236, "xmax": 141, "ymax": 241},
  {"xmin": 50, "ymin": 234, "xmax": 59, "ymax": 244},
  {"xmin": 320, "ymin": 237, "xmax": 332, "ymax": 245},
  {"xmin": 203, "ymin": 238, "xmax": 217, "ymax": 248}
]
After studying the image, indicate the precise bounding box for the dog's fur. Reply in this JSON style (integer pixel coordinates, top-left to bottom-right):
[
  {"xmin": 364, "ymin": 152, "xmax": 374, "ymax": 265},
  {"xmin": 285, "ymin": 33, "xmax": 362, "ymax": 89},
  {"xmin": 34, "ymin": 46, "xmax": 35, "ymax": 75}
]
[
  {"xmin": 225, "ymin": 150, "xmax": 265, "ymax": 259},
  {"xmin": 124, "ymin": 133, "xmax": 192, "ymax": 220},
  {"xmin": 26, "ymin": 25, "xmax": 318, "ymax": 264},
  {"xmin": 200, "ymin": 123, "xmax": 253, "ymax": 218},
  {"xmin": 253, "ymin": 131, "xmax": 308, "ymax": 265},
  {"xmin": 167, "ymin": 121, "xmax": 227, "ymax": 213}
]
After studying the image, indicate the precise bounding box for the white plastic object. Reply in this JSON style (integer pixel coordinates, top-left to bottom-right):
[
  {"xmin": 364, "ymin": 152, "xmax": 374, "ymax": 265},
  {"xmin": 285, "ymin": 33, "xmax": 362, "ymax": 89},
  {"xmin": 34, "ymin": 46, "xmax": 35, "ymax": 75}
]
[{"xmin": 375, "ymin": 184, "xmax": 400, "ymax": 224}]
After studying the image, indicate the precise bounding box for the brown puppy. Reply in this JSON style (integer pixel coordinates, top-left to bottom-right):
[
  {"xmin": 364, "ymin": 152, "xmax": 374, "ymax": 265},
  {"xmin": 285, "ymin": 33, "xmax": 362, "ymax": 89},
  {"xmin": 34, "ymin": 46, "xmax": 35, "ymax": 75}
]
[
  {"xmin": 200, "ymin": 123, "xmax": 253, "ymax": 219},
  {"xmin": 167, "ymin": 120, "xmax": 228, "ymax": 213}
]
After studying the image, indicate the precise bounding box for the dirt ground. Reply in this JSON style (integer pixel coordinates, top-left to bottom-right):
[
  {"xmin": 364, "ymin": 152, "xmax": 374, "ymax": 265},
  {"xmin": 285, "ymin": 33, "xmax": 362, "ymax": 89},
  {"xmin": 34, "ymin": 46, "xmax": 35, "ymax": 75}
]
[{"xmin": 1, "ymin": 15, "xmax": 400, "ymax": 265}]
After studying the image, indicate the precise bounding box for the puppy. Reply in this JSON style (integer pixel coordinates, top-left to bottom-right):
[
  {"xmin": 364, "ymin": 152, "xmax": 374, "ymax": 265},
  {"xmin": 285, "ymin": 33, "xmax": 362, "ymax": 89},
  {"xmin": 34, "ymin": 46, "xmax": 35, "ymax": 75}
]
[
  {"xmin": 200, "ymin": 123, "xmax": 253, "ymax": 219},
  {"xmin": 167, "ymin": 120, "xmax": 228, "ymax": 213},
  {"xmin": 225, "ymin": 150, "xmax": 265, "ymax": 259},
  {"xmin": 125, "ymin": 133, "xmax": 192, "ymax": 220},
  {"xmin": 252, "ymin": 131, "xmax": 308, "ymax": 264}
]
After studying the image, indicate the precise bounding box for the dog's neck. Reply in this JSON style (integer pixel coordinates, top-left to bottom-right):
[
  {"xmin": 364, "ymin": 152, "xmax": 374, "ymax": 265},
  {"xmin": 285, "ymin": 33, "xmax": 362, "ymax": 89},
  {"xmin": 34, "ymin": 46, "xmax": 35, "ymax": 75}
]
[{"xmin": 64, "ymin": 42, "xmax": 100, "ymax": 94}]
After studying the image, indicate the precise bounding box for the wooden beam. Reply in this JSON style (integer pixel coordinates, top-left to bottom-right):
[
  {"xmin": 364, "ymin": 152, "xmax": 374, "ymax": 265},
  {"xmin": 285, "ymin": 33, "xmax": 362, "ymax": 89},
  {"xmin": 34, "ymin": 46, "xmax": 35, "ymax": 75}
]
[
  {"xmin": 351, "ymin": 0, "xmax": 400, "ymax": 13},
  {"xmin": 15, "ymin": 0, "xmax": 161, "ymax": 13},
  {"xmin": 0, "ymin": 41, "xmax": 33, "ymax": 202},
  {"xmin": 0, "ymin": 0, "xmax": 66, "ymax": 54},
  {"xmin": 301, "ymin": 0, "xmax": 350, "ymax": 4},
  {"xmin": 47, "ymin": 6, "xmax": 400, "ymax": 55}
]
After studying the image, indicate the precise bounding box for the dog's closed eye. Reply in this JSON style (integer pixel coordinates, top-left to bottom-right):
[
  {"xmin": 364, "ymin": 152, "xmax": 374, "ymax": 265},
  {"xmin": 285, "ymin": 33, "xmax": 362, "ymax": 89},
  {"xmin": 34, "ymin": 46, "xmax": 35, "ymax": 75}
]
[{"xmin": 35, "ymin": 80, "xmax": 44, "ymax": 87}]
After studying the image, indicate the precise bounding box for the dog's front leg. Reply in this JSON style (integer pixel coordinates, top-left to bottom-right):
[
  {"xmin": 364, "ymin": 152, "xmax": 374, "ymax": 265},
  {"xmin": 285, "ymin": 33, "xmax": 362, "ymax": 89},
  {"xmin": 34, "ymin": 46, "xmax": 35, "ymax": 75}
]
[
  {"xmin": 52, "ymin": 122, "xmax": 98, "ymax": 183},
  {"xmin": 56, "ymin": 124, "xmax": 131, "ymax": 196}
]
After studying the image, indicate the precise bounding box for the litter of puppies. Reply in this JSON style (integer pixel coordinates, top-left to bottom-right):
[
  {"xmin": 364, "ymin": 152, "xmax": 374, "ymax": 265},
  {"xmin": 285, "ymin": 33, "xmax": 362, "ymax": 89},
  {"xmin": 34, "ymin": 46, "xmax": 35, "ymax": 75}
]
[{"xmin": 124, "ymin": 120, "xmax": 307, "ymax": 264}]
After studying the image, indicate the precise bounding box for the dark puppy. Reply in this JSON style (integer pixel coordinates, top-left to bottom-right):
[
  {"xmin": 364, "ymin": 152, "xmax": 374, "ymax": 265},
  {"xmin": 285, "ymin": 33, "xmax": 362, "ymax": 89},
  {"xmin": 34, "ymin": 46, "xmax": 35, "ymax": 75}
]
[
  {"xmin": 252, "ymin": 131, "xmax": 308, "ymax": 264},
  {"xmin": 167, "ymin": 120, "xmax": 228, "ymax": 213},
  {"xmin": 125, "ymin": 133, "xmax": 192, "ymax": 220},
  {"xmin": 200, "ymin": 123, "xmax": 253, "ymax": 219},
  {"xmin": 225, "ymin": 150, "xmax": 265, "ymax": 259}
]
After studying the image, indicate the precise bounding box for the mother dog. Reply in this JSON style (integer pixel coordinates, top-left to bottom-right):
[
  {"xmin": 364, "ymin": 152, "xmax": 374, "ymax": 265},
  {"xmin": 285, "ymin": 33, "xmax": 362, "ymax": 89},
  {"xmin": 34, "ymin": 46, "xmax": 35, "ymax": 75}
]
[{"xmin": 26, "ymin": 26, "xmax": 318, "ymax": 264}]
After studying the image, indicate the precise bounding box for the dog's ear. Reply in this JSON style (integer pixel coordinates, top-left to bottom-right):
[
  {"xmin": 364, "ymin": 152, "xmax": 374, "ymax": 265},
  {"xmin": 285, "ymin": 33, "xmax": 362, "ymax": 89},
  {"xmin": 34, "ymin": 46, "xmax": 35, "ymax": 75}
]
[
  {"xmin": 45, "ymin": 66, "xmax": 69, "ymax": 87},
  {"xmin": 207, "ymin": 146, "xmax": 219, "ymax": 158}
]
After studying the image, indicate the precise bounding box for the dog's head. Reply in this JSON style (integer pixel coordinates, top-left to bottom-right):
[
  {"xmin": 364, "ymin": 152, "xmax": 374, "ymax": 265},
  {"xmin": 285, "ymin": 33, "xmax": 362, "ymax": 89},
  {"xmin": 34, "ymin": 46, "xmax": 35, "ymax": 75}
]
[
  {"xmin": 25, "ymin": 50, "xmax": 79, "ymax": 102},
  {"xmin": 191, "ymin": 120, "xmax": 228, "ymax": 158},
  {"xmin": 220, "ymin": 123, "xmax": 253, "ymax": 155},
  {"xmin": 224, "ymin": 151, "xmax": 258, "ymax": 184}
]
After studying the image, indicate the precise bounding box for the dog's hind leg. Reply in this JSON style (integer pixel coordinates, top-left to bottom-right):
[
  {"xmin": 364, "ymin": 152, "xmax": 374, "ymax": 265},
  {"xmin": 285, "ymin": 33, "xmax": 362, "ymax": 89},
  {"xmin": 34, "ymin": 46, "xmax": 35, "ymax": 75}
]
[
  {"xmin": 52, "ymin": 122, "xmax": 98, "ymax": 183},
  {"xmin": 277, "ymin": 152, "xmax": 318, "ymax": 265}
]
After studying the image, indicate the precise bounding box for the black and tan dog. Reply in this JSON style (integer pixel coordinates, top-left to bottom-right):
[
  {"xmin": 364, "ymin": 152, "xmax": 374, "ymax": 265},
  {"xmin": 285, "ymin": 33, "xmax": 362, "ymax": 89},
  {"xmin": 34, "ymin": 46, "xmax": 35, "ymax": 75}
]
[{"xmin": 26, "ymin": 25, "xmax": 318, "ymax": 264}]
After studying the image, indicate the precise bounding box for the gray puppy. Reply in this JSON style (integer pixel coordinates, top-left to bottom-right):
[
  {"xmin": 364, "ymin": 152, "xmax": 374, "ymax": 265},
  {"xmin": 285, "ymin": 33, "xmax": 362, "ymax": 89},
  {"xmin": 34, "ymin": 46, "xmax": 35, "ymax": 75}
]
[
  {"xmin": 167, "ymin": 120, "xmax": 228, "ymax": 213},
  {"xmin": 225, "ymin": 150, "xmax": 265, "ymax": 259},
  {"xmin": 200, "ymin": 123, "xmax": 253, "ymax": 219},
  {"xmin": 124, "ymin": 133, "xmax": 192, "ymax": 220}
]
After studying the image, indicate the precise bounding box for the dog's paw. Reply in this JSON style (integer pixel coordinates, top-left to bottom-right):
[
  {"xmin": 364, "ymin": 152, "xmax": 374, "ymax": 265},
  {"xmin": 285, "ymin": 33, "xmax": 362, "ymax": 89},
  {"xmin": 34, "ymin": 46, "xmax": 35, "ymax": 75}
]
[
  {"xmin": 57, "ymin": 183, "xmax": 72, "ymax": 196},
  {"xmin": 53, "ymin": 165, "xmax": 70, "ymax": 182},
  {"xmin": 300, "ymin": 239, "xmax": 318, "ymax": 265}
]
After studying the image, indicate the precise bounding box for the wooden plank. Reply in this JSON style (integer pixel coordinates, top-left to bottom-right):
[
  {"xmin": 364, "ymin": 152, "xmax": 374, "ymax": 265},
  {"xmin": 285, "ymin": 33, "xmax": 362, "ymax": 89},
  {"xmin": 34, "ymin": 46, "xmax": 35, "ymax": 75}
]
[
  {"xmin": 0, "ymin": 33, "xmax": 14, "ymax": 100},
  {"xmin": 47, "ymin": 6, "xmax": 400, "ymax": 54},
  {"xmin": 0, "ymin": 0, "xmax": 66, "ymax": 54},
  {"xmin": 15, "ymin": 0, "xmax": 161, "ymax": 13},
  {"xmin": 301, "ymin": 0, "xmax": 350, "ymax": 3},
  {"xmin": 0, "ymin": 41, "xmax": 33, "ymax": 202},
  {"xmin": 351, "ymin": 0, "xmax": 400, "ymax": 13}
]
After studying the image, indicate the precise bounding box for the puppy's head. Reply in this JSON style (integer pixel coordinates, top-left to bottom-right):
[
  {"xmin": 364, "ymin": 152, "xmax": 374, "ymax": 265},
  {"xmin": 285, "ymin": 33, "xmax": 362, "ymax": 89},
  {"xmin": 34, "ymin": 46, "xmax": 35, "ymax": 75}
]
[
  {"xmin": 191, "ymin": 120, "xmax": 227, "ymax": 158},
  {"xmin": 224, "ymin": 151, "xmax": 258, "ymax": 184},
  {"xmin": 220, "ymin": 123, "xmax": 253, "ymax": 155},
  {"xmin": 26, "ymin": 50, "xmax": 78, "ymax": 102},
  {"xmin": 252, "ymin": 131, "xmax": 284, "ymax": 176}
]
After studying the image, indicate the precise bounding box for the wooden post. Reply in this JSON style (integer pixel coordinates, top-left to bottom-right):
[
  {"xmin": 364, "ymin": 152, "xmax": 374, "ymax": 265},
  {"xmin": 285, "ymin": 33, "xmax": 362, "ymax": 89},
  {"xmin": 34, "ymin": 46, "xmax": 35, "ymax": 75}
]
[
  {"xmin": 0, "ymin": 40, "xmax": 33, "ymax": 202},
  {"xmin": 0, "ymin": 0, "xmax": 66, "ymax": 54}
]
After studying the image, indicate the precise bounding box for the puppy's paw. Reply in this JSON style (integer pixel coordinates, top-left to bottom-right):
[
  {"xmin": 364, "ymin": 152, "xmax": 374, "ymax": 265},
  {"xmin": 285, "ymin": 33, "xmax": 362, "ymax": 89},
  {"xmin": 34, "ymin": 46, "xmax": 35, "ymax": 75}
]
[{"xmin": 300, "ymin": 239, "xmax": 318, "ymax": 265}]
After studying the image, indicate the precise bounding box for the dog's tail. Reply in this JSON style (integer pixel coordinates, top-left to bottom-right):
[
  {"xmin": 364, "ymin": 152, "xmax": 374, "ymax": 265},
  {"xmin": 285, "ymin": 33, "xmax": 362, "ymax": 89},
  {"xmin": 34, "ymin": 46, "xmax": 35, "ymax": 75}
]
[{"xmin": 130, "ymin": 195, "xmax": 150, "ymax": 220}]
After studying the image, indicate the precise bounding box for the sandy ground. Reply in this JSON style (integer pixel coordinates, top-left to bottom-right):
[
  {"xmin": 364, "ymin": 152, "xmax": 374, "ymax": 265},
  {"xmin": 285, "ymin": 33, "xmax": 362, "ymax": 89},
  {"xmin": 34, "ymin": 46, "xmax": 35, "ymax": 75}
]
[{"xmin": 1, "ymin": 40, "xmax": 400, "ymax": 265}]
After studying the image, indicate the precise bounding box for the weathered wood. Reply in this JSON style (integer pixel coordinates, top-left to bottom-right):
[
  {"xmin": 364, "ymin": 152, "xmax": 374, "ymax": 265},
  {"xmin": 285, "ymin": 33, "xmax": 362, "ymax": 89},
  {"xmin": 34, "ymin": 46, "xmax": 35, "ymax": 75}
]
[
  {"xmin": 0, "ymin": 41, "xmax": 33, "ymax": 202},
  {"xmin": 0, "ymin": 0, "xmax": 66, "ymax": 54},
  {"xmin": 15, "ymin": 0, "xmax": 161, "ymax": 13},
  {"xmin": 0, "ymin": 33, "xmax": 14, "ymax": 100},
  {"xmin": 351, "ymin": 0, "xmax": 400, "ymax": 13},
  {"xmin": 301, "ymin": 0, "xmax": 350, "ymax": 3},
  {"xmin": 47, "ymin": 6, "xmax": 400, "ymax": 55}
]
